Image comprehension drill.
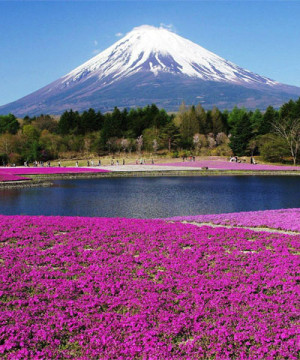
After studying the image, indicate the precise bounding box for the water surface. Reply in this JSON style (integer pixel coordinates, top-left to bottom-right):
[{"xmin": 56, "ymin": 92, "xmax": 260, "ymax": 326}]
[{"xmin": 0, "ymin": 176, "xmax": 299, "ymax": 218}]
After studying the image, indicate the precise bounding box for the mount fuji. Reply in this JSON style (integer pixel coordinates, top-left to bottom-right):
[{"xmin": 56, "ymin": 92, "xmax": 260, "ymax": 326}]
[{"xmin": 1, "ymin": 25, "xmax": 300, "ymax": 116}]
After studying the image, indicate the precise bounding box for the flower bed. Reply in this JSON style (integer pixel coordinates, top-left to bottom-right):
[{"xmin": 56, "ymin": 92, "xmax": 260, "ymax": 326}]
[
  {"xmin": 0, "ymin": 172, "xmax": 30, "ymax": 182},
  {"xmin": 157, "ymin": 160, "xmax": 300, "ymax": 171},
  {"xmin": 0, "ymin": 215, "xmax": 298, "ymax": 359},
  {"xmin": 0, "ymin": 167, "xmax": 110, "ymax": 182},
  {"xmin": 0, "ymin": 167, "xmax": 110, "ymax": 176},
  {"xmin": 0, "ymin": 173, "xmax": 30, "ymax": 182},
  {"xmin": 168, "ymin": 208, "xmax": 300, "ymax": 232}
]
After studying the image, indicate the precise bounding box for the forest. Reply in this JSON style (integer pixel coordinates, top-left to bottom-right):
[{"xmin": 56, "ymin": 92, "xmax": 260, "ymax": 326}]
[{"xmin": 0, "ymin": 97, "xmax": 300, "ymax": 165}]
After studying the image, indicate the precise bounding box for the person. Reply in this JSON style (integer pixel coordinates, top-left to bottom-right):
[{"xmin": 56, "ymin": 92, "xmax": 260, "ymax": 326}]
[
  {"xmin": 111, "ymin": 159, "xmax": 114, "ymax": 165},
  {"xmin": 91, "ymin": 160, "xmax": 94, "ymax": 167},
  {"xmin": 152, "ymin": 158, "xmax": 154, "ymax": 164},
  {"xmin": 87, "ymin": 160, "xmax": 90, "ymax": 167},
  {"xmin": 116, "ymin": 160, "xmax": 119, "ymax": 166},
  {"xmin": 58, "ymin": 161, "xmax": 61, "ymax": 167},
  {"xmin": 122, "ymin": 159, "xmax": 125, "ymax": 165},
  {"xmin": 76, "ymin": 161, "xmax": 78, "ymax": 167},
  {"xmin": 98, "ymin": 159, "xmax": 101, "ymax": 166},
  {"xmin": 47, "ymin": 161, "xmax": 50, "ymax": 167}
]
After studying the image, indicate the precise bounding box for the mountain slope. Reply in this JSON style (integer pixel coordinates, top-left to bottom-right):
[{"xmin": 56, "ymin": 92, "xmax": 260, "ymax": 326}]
[{"xmin": 1, "ymin": 25, "xmax": 300, "ymax": 116}]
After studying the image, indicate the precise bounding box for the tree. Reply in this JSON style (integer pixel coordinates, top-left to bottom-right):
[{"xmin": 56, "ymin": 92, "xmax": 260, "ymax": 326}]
[
  {"xmin": 79, "ymin": 108, "xmax": 102, "ymax": 134},
  {"xmin": 272, "ymin": 117, "xmax": 300, "ymax": 165},
  {"xmin": 227, "ymin": 106, "xmax": 248, "ymax": 132},
  {"xmin": 136, "ymin": 135, "xmax": 143, "ymax": 154},
  {"xmin": 229, "ymin": 112, "xmax": 253, "ymax": 156},
  {"xmin": 195, "ymin": 104, "xmax": 207, "ymax": 134},
  {"xmin": 32, "ymin": 114, "xmax": 58, "ymax": 133},
  {"xmin": 250, "ymin": 109, "xmax": 263, "ymax": 135},
  {"xmin": 0, "ymin": 114, "xmax": 20, "ymax": 134},
  {"xmin": 258, "ymin": 134, "xmax": 290, "ymax": 163},
  {"xmin": 160, "ymin": 122, "xmax": 180, "ymax": 152},
  {"xmin": 259, "ymin": 106, "xmax": 278, "ymax": 135},
  {"xmin": 193, "ymin": 133, "xmax": 206, "ymax": 155},
  {"xmin": 216, "ymin": 132, "xmax": 229, "ymax": 146},
  {"xmin": 179, "ymin": 106, "xmax": 199, "ymax": 146},
  {"xmin": 211, "ymin": 106, "xmax": 225, "ymax": 136},
  {"xmin": 152, "ymin": 139, "xmax": 158, "ymax": 154},
  {"xmin": 120, "ymin": 138, "xmax": 130, "ymax": 154},
  {"xmin": 58, "ymin": 110, "xmax": 80, "ymax": 135}
]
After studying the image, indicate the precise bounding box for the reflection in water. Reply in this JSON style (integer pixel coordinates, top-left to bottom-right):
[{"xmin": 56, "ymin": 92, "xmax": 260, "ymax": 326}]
[{"xmin": 0, "ymin": 176, "xmax": 299, "ymax": 218}]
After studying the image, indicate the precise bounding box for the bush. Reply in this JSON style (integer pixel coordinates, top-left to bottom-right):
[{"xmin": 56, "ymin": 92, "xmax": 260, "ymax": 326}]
[{"xmin": 258, "ymin": 134, "xmax": 290, "ymax": 163}]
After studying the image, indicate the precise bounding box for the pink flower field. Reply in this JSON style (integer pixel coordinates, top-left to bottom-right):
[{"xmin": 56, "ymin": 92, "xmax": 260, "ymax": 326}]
[
  {"xmin": 0, "ymin": 215, "xmax": 299, "ymax": 359},
  {"xmin": 0, "ymin": 174, "xmax": 30, "ymax": 182},
  {"xmin": 0, "ymin": 167, "xmax": 110, "ymax": 182},
  {"xmin": 168, "ymin": 208, "xmax": 300, "ymax": 233},
  {"xmin": 157, "ymin": 160, "xmax": 300, "ymax": 171}
]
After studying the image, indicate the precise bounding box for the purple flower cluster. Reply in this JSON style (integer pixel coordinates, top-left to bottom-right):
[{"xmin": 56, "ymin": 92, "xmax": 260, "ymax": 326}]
[
  {"xmin": 157, "ymin": 160, "xmax": 300, "ymax": 171},
  {"xmin": 0, "ymin": 167, "xmax": 110, "ymax": 182},
  {"xmin": 0, "ymin": 174, "xmax": 30, "ymax": 182},
  {"xmin": 168, "ymin": 208, "xmax": 300, "ymax": 232},
  {"xmin": 0, "ymin": 215, "xmax": 298, "ymax": 359}
]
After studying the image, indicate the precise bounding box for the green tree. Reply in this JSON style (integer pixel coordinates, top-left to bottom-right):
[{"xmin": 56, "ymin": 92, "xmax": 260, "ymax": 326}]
[
  {"xmin": 259, "ymin": 106, "xmax": 278, "ymax": 135},
  {"xmin": 0, "ymin": 114, "xmax": 20, "ymax": 134},
  {"xmin": 229, "ymin": 112, "xmax": 253, "ymax": 156},
  {"xmin": 258, "ymin": 134, "xmax": 290, "ymax": 163},
  {"xmin": 179, "ymin": 106, "xmax": 199, "ymax": 147},
  {"xmin": 250, "ymin": 109, "xmax": 263, "ymax": 135},
  {"xmin": 211, "ymin": 106, "xmax": 225, "ymax": 136},
  {"xmin": 160, "ymin": 122, "xmax": 180, "ymax": 152},
  {"xmin": 58, "ymin": 109, "xmax": 80, "ymax": 135}
]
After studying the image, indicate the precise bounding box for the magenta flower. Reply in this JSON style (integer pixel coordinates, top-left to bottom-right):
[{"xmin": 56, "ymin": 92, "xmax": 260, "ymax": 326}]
[{"xmin": 0, "ymin": 215, "xmax": 298, "ymax": 358}]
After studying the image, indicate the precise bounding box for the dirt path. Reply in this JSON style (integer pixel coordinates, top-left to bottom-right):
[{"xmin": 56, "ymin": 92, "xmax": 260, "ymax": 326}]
[{"xmin": 179, "ymin": 221, "xmax": 300, "ymax": 235}]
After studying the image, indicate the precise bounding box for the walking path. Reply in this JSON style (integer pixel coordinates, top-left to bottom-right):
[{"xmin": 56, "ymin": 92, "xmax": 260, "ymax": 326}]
[
  {"xmin": 179, "ymin": 221, "xmax": 300, "ymax": 235},
  {"xmin": 94, "ymin": 164, "xmax": 201, "ymax": 172}
]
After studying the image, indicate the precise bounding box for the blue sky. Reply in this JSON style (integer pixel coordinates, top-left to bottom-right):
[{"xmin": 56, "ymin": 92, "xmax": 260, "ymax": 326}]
[{"xmin": 0, "ymin": 0, "xmax": 299, "ymax": 106}]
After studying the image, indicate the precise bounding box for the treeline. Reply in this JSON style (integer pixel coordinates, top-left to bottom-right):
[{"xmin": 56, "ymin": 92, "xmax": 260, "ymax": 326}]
[{"xmin": 0, "ymin": 98, "xmax": 300, "ymax": 165}]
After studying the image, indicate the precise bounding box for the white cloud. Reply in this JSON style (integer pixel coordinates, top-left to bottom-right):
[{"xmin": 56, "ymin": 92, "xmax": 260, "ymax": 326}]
[
  {"xmin": 159, "ymin": 23, "xmax": 176, "ymax": 33},
  {"xmin": 115, "ymin": 32, "xmax": 123, "ymax": 38},
  {"xmin": 94, "ymin": 40, "xmax": 98, "ymax": 46}
]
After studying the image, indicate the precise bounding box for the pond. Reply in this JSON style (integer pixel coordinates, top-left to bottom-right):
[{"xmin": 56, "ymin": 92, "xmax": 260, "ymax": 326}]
[{"xmin": 0, "ymin": 176, "xmax": 299, "ymax": 218}]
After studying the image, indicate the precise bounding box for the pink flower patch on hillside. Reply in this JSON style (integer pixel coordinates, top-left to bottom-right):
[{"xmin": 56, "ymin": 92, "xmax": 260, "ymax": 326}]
[
  {"xmin": 0, "ymin": 167, "xmax": 110, "ymax": 176},
  {"xmin": 0, "ymin": 173, "xmax": 30, "ymax": 182},
  {"xmin": 157, "ymin": 160, "xmax": 300, "ymax": 171},
  {"xmin": 168, "ymin": 208, "xmax": 300, "ymax": 232},
  {"xmin": 0, "ymin": 215, "xmax": 298, "ymax": 359}
]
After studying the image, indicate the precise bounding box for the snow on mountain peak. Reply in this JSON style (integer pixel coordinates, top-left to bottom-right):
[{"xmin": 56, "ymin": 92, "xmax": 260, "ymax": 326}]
[{"xmin": 63, "ymin": 25, "xmax": 278, "ymax": 88}]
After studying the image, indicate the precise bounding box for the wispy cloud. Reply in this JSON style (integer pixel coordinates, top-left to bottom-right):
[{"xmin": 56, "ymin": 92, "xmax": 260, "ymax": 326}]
[
  {"xmin": 115, "ymin": 32, "xmax": 123, "ymax": 38},
  {"xmin": 94, "ymin": 40, "xmax": 98, "ymax": 46},
  {"xmin": 159, "ymin": 23, "xmax": 176, "ymax": 33}
]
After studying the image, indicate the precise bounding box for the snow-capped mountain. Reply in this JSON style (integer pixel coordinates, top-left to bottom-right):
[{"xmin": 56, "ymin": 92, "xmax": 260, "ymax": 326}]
[
  {"xmin": 1, "ymin": 25, "xmax": 300, "ymax": 116},
  {"xmin": 63, "ymin": 25, "xmax": 277, "ymax": 87}
]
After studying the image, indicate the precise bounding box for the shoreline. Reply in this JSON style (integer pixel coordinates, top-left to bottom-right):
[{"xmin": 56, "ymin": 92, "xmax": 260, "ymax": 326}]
[{"xmin": 1, "ymin": 167, "xmax": 300, "ymax": 189}]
